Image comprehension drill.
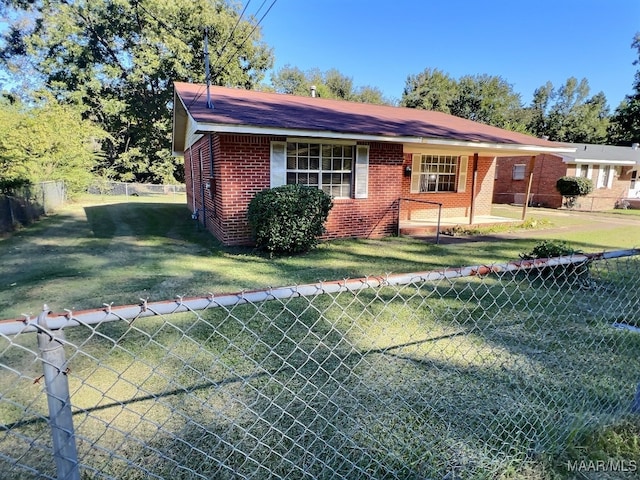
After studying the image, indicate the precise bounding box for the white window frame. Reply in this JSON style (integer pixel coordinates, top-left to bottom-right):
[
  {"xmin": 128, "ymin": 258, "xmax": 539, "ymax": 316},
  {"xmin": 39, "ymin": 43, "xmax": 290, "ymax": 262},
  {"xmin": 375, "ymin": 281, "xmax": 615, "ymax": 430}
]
[
  {"xmin": 597, "ymin": 164, "xmax": 613, "ymax": 189},
  {"xmin": 576, "ymin": 163, "xmax": 592, "ymax": 179},
  {"xmin": 410, "ymin": 154, "xmax": 461, "ymax": 193},
  {"xmin": 270, "ymin": 140, "xmax": 368, "ymax": 199},
  {"xmin": 512, "ymin": 164, "xmax": 526, "ymax": 180}
]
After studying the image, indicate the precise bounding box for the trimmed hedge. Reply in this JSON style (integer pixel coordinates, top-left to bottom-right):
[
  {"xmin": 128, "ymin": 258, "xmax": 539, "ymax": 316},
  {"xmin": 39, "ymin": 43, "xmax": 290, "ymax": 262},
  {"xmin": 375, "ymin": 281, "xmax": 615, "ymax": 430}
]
[
  {"xmin": 556, "ymin": 176, "xmax": 594, "ymax": 208},
  {"xmin": 248, "ymin": 184, "xmax": 333, "ymax": 255}
]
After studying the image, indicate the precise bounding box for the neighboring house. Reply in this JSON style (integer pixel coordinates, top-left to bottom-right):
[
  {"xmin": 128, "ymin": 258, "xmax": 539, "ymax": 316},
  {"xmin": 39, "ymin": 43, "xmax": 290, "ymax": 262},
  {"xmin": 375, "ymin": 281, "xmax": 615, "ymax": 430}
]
[
  {"xmin": 494, "ymin": 143, "xmax": 640, "ymax": 210},
  {"xmin": 172, "ymin": 83, "xmax": 573, "ymax": 246}
]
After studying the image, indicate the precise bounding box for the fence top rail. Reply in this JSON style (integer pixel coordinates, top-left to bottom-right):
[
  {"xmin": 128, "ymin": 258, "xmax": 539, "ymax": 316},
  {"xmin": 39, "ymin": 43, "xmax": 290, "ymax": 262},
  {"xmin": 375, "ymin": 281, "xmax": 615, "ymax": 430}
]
[
  {"xmin": 400, "ymin": 198, "xmax": 443, "ymax": 207},
  {"xmin": 1, "ymin": 248, "xmax": 638, "ymax": 337}
]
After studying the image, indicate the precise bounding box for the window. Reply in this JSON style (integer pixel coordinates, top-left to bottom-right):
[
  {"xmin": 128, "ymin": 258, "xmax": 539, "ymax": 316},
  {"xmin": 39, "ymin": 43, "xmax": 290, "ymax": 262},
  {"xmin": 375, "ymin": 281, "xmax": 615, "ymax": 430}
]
[
  {"xmin": 512, "ymin": 164, "xmax": 526, "ymax": 180},
  {"xmin": 286, "ymin": 142, "xmax": 353, "ymax": 198},
  {"xmin": 271, "ymin": 141, "xmax": 368, "ymax": 199},
  {"xmin": 411, "ymin": 154, "xmax": 458, "ymax": 192},
  {"xmin": 597, "ymin": 165, "xmax": 612, "ymax": 189},
  {"xmin": 577, "ymin": 164, "xmax": 589, "ymax": 178}
]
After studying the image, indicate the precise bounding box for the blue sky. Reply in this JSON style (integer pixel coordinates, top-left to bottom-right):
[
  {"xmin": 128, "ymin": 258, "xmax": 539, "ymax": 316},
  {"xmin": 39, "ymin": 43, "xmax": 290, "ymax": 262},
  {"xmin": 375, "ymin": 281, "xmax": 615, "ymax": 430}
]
[{"xmin": 259, "ymin": 0, "xmax": 640, "ymax": 108}]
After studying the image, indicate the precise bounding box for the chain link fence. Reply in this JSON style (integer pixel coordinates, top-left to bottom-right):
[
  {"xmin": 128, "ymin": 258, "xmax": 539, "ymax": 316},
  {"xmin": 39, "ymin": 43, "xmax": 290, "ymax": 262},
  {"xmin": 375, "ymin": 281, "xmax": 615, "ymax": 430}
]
[
  {"xmin": 88, "ymin": 181, "xmax": 186, "ymax": 197},
  {"xmin": 1, "ymin": 251, "xmax": 640, "ymax": 479},
  {"xmin": 0, "ymin": 181, "xmax": 66, "ymax": 234}
]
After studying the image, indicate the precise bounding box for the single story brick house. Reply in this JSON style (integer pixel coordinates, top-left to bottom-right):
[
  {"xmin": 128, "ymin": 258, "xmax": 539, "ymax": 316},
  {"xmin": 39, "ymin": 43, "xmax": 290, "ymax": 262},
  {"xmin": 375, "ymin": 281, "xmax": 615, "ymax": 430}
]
[
  {"xmin": 172, "ymin": 82, "xmax": 573, "ymax": 246},
  {"xmin": 493, "ymin": 143, "xmax": 640, "ymax": 210}
]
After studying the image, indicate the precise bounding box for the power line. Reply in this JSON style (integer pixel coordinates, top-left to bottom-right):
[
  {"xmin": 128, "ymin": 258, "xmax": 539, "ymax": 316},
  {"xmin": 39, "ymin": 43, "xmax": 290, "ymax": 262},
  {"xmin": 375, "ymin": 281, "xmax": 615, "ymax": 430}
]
[{"xmin": 187, "ymin": 0, "xmax": 278, "ymax": 109}]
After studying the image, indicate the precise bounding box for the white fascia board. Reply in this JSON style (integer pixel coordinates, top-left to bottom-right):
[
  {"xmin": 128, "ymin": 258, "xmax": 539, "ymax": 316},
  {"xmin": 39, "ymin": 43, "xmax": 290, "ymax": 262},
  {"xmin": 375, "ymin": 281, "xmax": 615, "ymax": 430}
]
[
  {"xmin": 194, "ymin": 123, "xmax": 423, "ymax": 143},
  {"xmin": 423, "ymin": 138, "xmax": 577, "ymax": 155},
  {"xmin": 563, "ymin": 157, "xmax": 637, "ymax": 166}
]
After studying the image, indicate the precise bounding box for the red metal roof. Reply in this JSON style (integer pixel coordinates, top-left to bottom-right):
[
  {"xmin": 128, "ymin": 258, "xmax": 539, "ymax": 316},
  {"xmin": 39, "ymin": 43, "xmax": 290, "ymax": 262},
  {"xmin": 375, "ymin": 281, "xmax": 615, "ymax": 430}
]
[{"xmin": 174, "ymin": 82, "xmax": 567, "ymax": 149}]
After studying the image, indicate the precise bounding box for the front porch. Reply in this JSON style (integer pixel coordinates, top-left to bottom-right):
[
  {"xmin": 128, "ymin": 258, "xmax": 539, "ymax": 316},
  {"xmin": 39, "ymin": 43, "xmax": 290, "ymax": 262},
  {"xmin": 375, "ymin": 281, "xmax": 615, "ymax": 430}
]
[{"xmin": 398, "ymin": 215, "xmax": 521, "ymax": 237}]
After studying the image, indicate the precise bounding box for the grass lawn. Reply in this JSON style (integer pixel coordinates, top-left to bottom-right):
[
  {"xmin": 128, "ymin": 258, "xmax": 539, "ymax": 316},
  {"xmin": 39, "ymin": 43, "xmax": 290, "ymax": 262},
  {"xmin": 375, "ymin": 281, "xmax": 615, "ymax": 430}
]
[
  {"xmin": 1, "ymin": 195, "xmax": 639, "ymax": 320},
  {"xmin": 1, "ymin": 195, "xmax": 640, "ymax": 479}
]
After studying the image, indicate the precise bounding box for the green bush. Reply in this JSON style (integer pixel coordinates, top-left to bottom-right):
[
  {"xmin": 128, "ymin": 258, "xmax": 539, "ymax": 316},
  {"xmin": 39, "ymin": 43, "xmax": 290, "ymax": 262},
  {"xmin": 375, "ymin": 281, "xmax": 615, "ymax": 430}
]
[
  {"xmin": 520, "ymin": 240, "xmax": 590, "ymax": 284},
  {"xmin": 520, "ymin": 240, "xmax": 580, "ymax": 260},
  {"xmin": 556, "ymin": 176, "xmax": 594, "ymax": 209},
  {"xmin": 248, "ymin": 184, "xmax": 333, "ymax": 254}
]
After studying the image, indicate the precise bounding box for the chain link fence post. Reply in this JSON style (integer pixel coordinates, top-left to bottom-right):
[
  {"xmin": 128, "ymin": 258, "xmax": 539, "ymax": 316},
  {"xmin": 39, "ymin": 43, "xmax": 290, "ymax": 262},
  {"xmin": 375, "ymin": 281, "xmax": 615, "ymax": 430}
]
[{"xmin": 36, "ymin": 305, "xmax": 80, "ymax": 480}]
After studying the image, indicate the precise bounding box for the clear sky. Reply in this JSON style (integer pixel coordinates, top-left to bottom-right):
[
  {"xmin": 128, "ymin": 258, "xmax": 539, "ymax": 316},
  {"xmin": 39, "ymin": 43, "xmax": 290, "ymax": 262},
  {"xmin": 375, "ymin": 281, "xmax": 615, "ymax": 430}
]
[{"xmin": 258, "ymin": 0, "xmax": 640, "ymax": 108}]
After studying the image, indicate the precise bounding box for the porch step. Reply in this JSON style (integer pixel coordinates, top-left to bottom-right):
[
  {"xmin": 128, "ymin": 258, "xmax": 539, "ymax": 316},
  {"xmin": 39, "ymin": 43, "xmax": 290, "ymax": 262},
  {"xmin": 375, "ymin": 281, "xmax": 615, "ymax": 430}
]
[{"xmin": 399, "ymin": 224, "xmax": 439, "ymax": 236}]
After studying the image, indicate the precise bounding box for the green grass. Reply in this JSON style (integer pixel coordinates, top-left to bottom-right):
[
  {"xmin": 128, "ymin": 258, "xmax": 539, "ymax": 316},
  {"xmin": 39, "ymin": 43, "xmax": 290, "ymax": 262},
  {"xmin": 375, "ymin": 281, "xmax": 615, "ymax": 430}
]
[
  {"xmin": 2, "ymin": 195, "xmax": 640, "ymax": 479},
  {"xmin": 2, "ymin": 197, "xmax": 639, "ymax": 320}
]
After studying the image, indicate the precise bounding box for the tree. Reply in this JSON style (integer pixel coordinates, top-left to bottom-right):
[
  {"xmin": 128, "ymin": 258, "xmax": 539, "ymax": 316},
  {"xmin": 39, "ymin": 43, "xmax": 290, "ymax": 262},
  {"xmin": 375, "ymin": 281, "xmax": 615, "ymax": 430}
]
[
  {"xmin": 608, "ymin": 33, "xmax": 640, "ymax": 145},
  {"xmin": 399, "ymin": 68, "xmax": 457, "ymax": 113},
  {"xmin": 269, "ymin": 65, "xmax": 309, "ymax": 96},
  {"xmin": 270, "ymin": 65, "xmax": 393, "ymax": 105},
  {"xmin": 1, "ymin": 0, "xmax": 274, "ymax": 184},
  {"xmin": 0, "ymin": 94, "xmax": 107, "ymax": 195},
  {"xmin": 527, "ymin": 78, "xmax": 609, "ymax": 143},
  {"xmin": 400, "ymin": 69, "xmax": 527, "ymax": 131},
  {"xmin": 449, "ymin": 74, "xmax": 524, "ymax": 130}
]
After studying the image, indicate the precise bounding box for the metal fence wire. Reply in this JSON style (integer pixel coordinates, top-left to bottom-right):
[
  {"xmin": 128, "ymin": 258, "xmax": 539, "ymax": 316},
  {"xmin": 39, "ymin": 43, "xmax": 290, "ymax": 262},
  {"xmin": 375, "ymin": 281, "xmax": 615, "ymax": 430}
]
[
  {"xmin": 1, "ymin": 251, "xmax": 640, "ymax": 479},
  {"xmin": 0, "ymin": 181, "xmax": 66, "ymax": 234},
  {"xmin": 88, "ymin": 181, "xmax": 186, "ymax": 197}
]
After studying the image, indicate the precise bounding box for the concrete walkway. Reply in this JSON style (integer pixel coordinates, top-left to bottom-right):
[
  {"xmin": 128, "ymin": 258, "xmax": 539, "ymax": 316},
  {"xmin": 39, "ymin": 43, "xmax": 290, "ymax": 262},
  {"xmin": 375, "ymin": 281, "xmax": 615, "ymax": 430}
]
[{"xmin": 409, "ymin": 205, "xmax": 640, "ymax": 245}]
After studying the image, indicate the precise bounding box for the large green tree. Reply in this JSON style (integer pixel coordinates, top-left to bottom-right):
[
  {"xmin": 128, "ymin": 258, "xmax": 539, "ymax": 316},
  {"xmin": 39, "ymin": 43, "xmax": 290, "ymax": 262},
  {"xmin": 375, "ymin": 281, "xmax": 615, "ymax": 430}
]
[
  {"xmin": 400, "ymin": 68, "xmax": 458, "ymax": 113},
  {"xmin": 538, "ymin": 77, "xmax": 609, "ymax": 143},
  {"xmin": 1, "ymin": 0, "xmax": 273, "ymax": 183},
  {"xmin": 608, "ymin": 33, "xmax": 640, "ymax": 145},
  {"xmin": 270, "ymin": 65, "xmax": 392, "ymax": 105},
  {"xmin": 0, "ymin": 94, "xmax": 106, "ymax": 195},
  {"xmin": 400, "ymin": 69, "xmax": 527, "ymax": 131}
]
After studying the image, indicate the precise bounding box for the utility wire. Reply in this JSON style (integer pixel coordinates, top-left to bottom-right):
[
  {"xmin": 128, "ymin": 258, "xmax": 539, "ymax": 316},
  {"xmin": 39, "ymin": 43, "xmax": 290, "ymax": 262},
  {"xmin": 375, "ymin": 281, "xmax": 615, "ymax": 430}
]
[
  {"xmin": 209, "ymin": 0, "xmax": 253, "ymax": 71},
  {"xmin": 187, "ymin": 0, "xmax": 278, "ymax": 109}
]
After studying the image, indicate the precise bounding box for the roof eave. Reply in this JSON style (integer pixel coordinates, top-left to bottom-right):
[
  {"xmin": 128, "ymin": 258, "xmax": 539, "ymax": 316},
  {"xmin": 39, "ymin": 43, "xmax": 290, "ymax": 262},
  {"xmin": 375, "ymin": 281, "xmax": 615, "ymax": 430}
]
[
  {"xmin": 190, "ymin": 122, "xmax": 576, "ymax": 156},
  {"xmin": 193, "ymin": 122, "xmax": 423, "ymax": 144},
  {"xmin": 421, "ymin": 138, "xmax": 576, "ymax": 156},
  {"xmin": 171, "ymin": 89, "xmax": 190, "ymax": 156},
  {"xmin": 561, "ymin": 156, "xmax": 638, "ymax": 166}
]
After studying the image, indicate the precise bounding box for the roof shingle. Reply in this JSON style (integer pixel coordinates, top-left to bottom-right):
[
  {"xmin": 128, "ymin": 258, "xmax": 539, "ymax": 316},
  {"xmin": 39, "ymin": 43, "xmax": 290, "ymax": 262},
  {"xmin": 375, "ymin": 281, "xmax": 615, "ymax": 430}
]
[{"xmin": 174, "ymin": 82, "xmax": 569, "ymax": 150}]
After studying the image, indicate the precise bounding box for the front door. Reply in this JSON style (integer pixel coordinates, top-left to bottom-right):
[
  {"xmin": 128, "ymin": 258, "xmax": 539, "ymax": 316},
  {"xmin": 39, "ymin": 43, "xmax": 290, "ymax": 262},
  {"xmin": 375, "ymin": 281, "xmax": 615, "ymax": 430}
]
[{"xmin": 630, "ymin": 170, "xmax": 640, "ymax": 198}]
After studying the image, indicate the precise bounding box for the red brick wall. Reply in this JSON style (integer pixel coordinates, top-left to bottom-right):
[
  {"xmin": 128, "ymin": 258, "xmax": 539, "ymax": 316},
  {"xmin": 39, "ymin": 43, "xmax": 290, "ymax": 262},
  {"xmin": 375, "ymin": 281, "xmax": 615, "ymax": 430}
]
[
  {"xmin": 323, "ymin": 142, "xmax": 404, "ymax": 240},
  {"xmin": 400, "ymin": 153, "xmax": 496, "ymax": 220},
  {"xmin": 494, "ymin": 155, "xmax": 635, "ymax": 210},
  {"xmin": 184, "ymin": 135, "xmax": 405, "ymax": 246},
  {"xmin": 184, "ymin": 137, "xmax": 503, "ymax": 244},
  {"xmin": 493, "ymin": 154, "xmax": 566, "ymax": 208}
]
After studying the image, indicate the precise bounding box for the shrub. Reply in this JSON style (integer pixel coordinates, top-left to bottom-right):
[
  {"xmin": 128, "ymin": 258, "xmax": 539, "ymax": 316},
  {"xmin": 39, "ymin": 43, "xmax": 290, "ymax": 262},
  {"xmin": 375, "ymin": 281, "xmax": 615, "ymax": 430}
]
[
  {"xmin": 520, "ymin": 240, "xmax": 580, "ymax": 260},
  {"xmin": 520, "ymin": 240, "xmax": 590, "ymax": 285},
  {"xmin": 248, "ymin": 184, "xmax": 333, "ymax": 255},
  {"xmin": 556, "ymin": 176, "xmax": 594, "ymax": 209}
]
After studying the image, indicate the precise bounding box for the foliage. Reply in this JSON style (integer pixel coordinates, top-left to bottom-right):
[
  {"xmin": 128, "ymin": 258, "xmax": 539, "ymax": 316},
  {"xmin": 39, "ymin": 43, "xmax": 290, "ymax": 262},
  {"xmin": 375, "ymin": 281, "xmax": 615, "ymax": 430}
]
[
  {"xmin": 401, "ymin": 69, "xmax": 528, "ymax": 131},
  {"xmin": 247, "ymin": 184, "xmax": 333, "ymax": 255},
  {"xmin": 0, "ymin": 178, "xmax": 31, "ymax": 194},
  {"xmin": 520, "ymin": 239, "xmax": 590, "ymax": 283},
  {"xmin": 270, "ymin": 65, "xmax": 393, "ymax": 105},
  {"xmin": 556, "ymin": 176, "xmax": 594, "ymax": 197},
  {"xmin": 608, "ymin": 32, "xmax": 640, "ymax": 145},
  {"xmin": 400, "ymin": 68, "xmax": 458, "ymax": 113},
  {"xmin": 524, "ymin": 77, "xmax": 610, "ymax": 143},
  {"xmin": 520, "ymin": 240, "xmax": 581, "ymax": 260},
  {"xmin": 401, "ymin": 68, "xmax": 611, "ymax": 140},
  {"xmin": 0, "ymin": 95, "xmax": 106, "ymax": 196},
  {"xmin": 528, "ymin": 77, "xmax": 610, "ymax": 143},
  {"xmin": 0, "ymin": 0, "xmax": 274, "ymax": 184},
  {"xmin": 556, "ymin": 175, "xmax": 594, "ymax": 209},
  {"xmin": 449, "ymin": 74, "xmax": 525, "ymax": 130}
]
